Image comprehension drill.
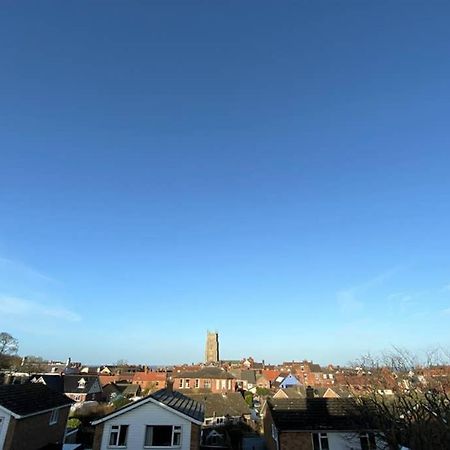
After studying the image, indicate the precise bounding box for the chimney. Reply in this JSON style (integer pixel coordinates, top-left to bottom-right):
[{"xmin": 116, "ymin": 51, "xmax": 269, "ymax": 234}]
[
  {"xmin": 306, "ymin": 385, "xmax": 314, "ymax": 399},
  {"xmin": 166, "ymin": 379, "xmax": 174, "ymax": 394}
]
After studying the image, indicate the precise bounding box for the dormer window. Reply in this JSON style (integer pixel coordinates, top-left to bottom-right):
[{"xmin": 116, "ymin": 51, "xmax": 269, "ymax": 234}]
[{"xmin": 78, "ymin": 378, "xmax": 86, "ymax": 389}]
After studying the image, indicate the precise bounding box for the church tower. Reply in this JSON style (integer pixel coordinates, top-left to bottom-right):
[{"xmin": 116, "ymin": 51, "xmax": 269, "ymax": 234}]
[{"xmin": 205, "ymin": 331, "xmax": 219, "ymax": 363}]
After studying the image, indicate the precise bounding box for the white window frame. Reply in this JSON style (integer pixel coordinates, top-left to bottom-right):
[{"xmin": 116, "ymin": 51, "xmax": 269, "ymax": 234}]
[
  {"xmin": 312, "ymin": 432, "xmax": 329, "ymax": 450},
  {"xmin": 49, "ymin": 409, "xmax": 59, "ymax": 425},
  {"xmin": 144, "ymin": 425, "xmax": 182, "ymax": 447},
  {"xmin": 108, "ymin": 424, "xmax": 129, "ymax": 448}
]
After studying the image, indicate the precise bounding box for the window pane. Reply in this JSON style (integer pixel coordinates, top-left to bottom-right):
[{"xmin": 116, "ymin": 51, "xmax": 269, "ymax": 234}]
[
  {"xmin": 320, "ymin": 434, "xmax": 329, "ymax": 450},
  {"xmin": 312, "ymin": 434, "xmax": 320, "ymax": 450},
  {"xmin": 360, "ymin": 434, "xmax": 369, "ymax": 450},
  {"xmin": 146, "ymin": 426, "xmax": 173, "ymax": 446},
  {"xmin": 173, "ymin": 428, "xmax": 181, "ymax": 446},
  {"xmin": 109, "ymin": 431, "xmax": 118, "ymax": 446},
  {"xmin": 118, "ymin": 425, "xmax": 128, "ymax": 445},
  {"xmin": 145, "ymin": 426, "xmax": 154, "ymax": 446}
]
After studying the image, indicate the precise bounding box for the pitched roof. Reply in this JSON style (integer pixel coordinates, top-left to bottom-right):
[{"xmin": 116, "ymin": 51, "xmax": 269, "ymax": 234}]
[
  {"xmin": 268, "ymin": 398, "xmax": 370, "ymax": 432},
  {"xmin": 174, "ymin": 367, "xmax": 235, "ymax": 380},
  {"xmin": 230, "ymin": 369, "xmax": 257, "ymax": 384},
  {"xmin": 92, "ymin": 388, "xmax": 204, "ymax": 425},
  {"xmin": 261, "ymin": 370, "xmax": 281, "ymax": 382},
  {"xmin": 0, "ymin": 383, "xmax": 73, "ymax": 418},
  {"xmin": 133, "ymin": 371, "xmax": 167, "ymax": 383},
  {"xmin": 274, "ymin": 387, "xmax": 305, "ymax": 399},
  {"xmin": 185, "ymin": 392, "xmax": 251, "ymax": 418},
  {"xmin": 64, "ymin": 375, "xmax": 102, "ymax": 394},
  {"xmin": 29, "ymin": 374, "xmax": 64, "ymax": 392}
]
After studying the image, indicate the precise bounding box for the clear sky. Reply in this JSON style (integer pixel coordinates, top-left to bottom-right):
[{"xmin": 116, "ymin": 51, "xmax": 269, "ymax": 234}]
[{"xmin": 1, "ymin": 1, "xmax": 450, "ymax": 366}]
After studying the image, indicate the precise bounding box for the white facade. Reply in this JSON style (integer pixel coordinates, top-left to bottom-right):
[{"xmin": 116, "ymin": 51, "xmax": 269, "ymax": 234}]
[
  {"xmin": 0, "ymin": 409, "xmax": 12, "ymax": 449},
  {"xmin": 97, "ymin": 401, "xmax": 194, "ymax": 450}
]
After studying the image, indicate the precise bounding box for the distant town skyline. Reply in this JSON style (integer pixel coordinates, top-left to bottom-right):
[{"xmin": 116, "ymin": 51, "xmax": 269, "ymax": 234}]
[{"xmin": 1, "ymin": 2, "xmax": 450, "ymax": 364}]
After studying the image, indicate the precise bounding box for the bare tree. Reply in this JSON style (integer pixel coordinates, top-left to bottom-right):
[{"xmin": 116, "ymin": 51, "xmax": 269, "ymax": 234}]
[
  {"xmin": 0, "ymin": 332, "xmax": 19, "ymax": 368},
  {"xmin": 348, "ymin": 348, "xmax": 450, "ymax": 450}
]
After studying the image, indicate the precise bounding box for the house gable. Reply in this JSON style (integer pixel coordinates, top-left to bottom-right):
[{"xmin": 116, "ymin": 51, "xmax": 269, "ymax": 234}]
[{"xmin": 94, "ymin": 399, "xmax": 196, "ymax": 450}]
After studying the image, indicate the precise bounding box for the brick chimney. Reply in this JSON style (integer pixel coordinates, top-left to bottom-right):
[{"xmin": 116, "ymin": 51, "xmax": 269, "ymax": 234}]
[
  {"xmin": 306, "ymin": 385, "xmax": 314, "ymax": 399},
  {"xmin": 166, "ymin": 379, "xmax": 174, "ymax": 394}
]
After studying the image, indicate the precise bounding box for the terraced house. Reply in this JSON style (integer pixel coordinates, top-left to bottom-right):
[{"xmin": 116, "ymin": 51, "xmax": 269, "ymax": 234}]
[{"xmin": 172, "ymin": 367, "xmax": 235, "ymax": 393}]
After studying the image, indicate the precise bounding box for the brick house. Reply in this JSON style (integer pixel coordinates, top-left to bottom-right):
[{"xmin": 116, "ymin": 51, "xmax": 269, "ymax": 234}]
[
  {"xmin": 263, "ymin": 397, "xmax": 379, "ymax": 450},
  {"xmin": 91, "ymin": 388, "xmax": 204, "ymax": 450},
  {"xmin": 172, "ymin": 367, "xmax": 235, "ymax": 393},
  {"xmin": 0, "ymin": 383, "xmax": 73, "ymax": 450}
]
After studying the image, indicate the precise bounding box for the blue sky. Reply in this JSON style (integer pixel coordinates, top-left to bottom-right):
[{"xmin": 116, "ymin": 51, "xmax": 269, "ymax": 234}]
[{"xmin": 1, "ymin": 1, "xmax": 450, "ymax": 365}]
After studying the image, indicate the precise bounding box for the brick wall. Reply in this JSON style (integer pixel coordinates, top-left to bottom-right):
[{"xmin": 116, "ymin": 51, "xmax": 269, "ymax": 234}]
[
  {"xmin": 262, "ymin": 406, "xmax": 277, "ymax": 450},
  {"xmin": 279, "ymin": 432, "xmax": 313, "ymax": 450},
  {"xmin": 263, "ymin": 406, "xmax": 313, "ymax": 450},
  {"xmin": 190, "ymin": 423, "xmax": 201, "ymax": 450},
  {"xmin": 174, "ymin": 378, "xmax": 234, "ymax": 393},
  {"xmin": 3, "ymin": 407, "xmax": 70, "ymax": 450},
  {"xmin": 92, "ymin": 423, "xmax": 105, "ymax": 450}
]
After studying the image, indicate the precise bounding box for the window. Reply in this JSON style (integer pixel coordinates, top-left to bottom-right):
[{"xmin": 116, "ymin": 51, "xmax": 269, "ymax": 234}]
[
  {"xmin": 185, "ymin": 379, "xmax": 190, "ymax": 388},
  {"xmin": 360, "ymin": 432, "xmax": 376, "ymax": 450},
  {"xmin": 179, "ymin": 379, "xmax": 183, "ymax": 388},
  {"xmin": 195, "ymin": 379, "xmax": 199, "ymax": 388},
  {"xmin": 204, "ymin": 380, "xmax": 211, "ymax": 389},
  {"xmin": 109, "ymin": 425, "xmax": 128, "ymax": 447},
  {"xmin": 49, "ymin": 409, "xmax": 59, "ymax": 425},
  {"xmin": 312, "ymin": 433, "xmax": 329, "ymax": 450},
  {"xmin": 145, "ymin": 425, "xmax": 182, "ymax": 447}
]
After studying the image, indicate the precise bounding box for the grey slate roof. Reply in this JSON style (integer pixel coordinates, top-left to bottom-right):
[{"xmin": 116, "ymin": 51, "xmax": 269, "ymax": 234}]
[
  {"xmin": 92, "ymin": 388, "xmax": 204, "ymax": 424},
  {"xmin": 64, "ymin": 375, "xmax": 102, "ymax": 394},
  {"xmin": 174, "ymin": 367, "xmax": 235, "ymax": 380},
  {"xmin": 230, "ymin": 370, "xmax": 257, "ymax": 384},
  {"xmin": 185, "ymin": 392, "xmax": 251, "ymax": 418},
  {"xmin": 152, "ymin": 389, "xmax": 205, "ymax": 422},
  {"xmin": 269, "ymin": 398, "xmax": 369, "ymax": 431},
  {"xmin": 0, "ymin": 383, "xmax": 73, "ymax": 417},
  {"xmin": 29, "ymin": 374, "xmax": 64, "ymax": 392}
]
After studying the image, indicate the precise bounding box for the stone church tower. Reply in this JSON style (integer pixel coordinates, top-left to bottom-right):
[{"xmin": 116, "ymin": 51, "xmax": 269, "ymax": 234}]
[{"xmin": 205, "ymin": 331, "xmax": 219, "ymax": 363}]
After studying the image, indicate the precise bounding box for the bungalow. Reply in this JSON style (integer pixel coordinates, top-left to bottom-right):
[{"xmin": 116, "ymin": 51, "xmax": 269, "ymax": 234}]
[
  {"xmin": 0, "ymin": 383, "xmax": 73, "ymax": 450},
  {"xmin": 91, "ymin": 388, "xmax": 204, "ymax": 450}
]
